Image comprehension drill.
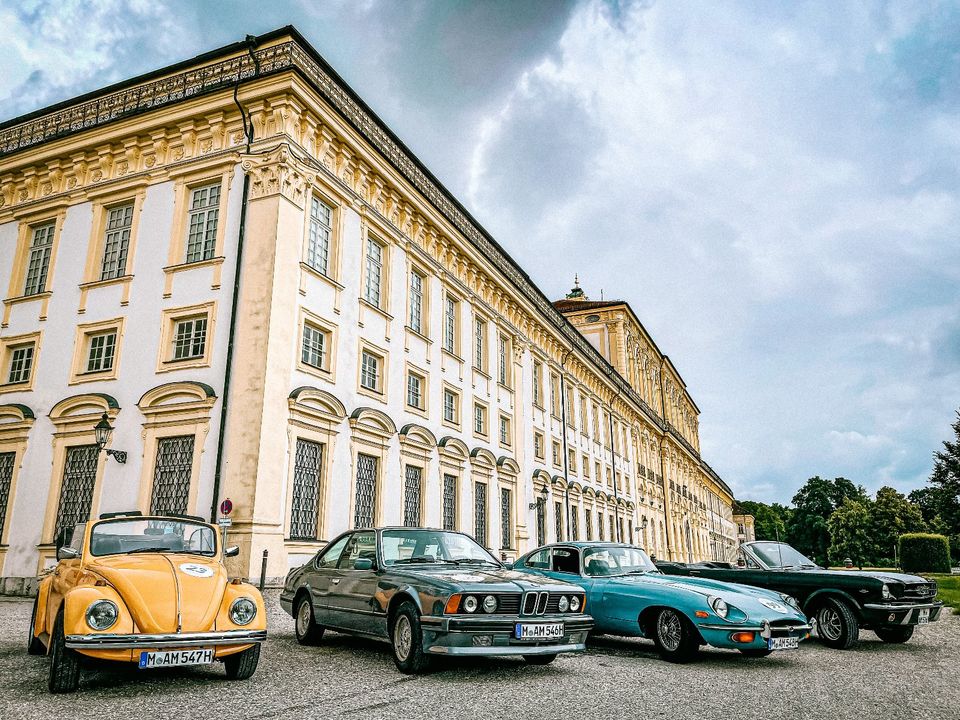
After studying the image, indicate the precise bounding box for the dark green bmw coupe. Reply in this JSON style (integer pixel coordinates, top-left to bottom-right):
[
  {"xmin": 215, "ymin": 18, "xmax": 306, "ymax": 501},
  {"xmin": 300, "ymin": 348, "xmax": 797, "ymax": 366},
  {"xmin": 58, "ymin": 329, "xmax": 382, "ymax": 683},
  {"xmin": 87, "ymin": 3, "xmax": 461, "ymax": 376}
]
[{"xmin": 281, "ymin": 527, "xmax": 593, "ymax": 673}]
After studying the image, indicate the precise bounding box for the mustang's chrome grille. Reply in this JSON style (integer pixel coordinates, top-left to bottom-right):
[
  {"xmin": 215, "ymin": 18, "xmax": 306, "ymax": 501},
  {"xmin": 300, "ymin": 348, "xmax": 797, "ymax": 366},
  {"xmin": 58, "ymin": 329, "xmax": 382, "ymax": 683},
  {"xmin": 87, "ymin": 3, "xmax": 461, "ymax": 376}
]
[{"xmin": 903, "ymin": 583, "xmax": 936, "ymax": 599}]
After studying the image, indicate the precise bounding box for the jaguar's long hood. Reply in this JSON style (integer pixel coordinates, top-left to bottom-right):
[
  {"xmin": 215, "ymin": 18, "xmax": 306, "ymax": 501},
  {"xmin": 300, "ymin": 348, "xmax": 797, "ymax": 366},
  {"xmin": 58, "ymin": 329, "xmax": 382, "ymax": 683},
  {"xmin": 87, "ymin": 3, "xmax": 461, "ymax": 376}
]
[{"xmin": 87, "ymin": 554, "xmax": 226, "ymax": 633}]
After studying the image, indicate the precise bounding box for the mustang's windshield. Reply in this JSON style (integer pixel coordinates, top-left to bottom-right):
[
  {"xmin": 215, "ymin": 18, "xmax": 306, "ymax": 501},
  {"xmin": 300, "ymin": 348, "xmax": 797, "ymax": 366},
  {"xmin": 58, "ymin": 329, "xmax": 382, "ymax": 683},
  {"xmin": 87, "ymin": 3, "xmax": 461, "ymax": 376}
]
[
  {"xmin": 381, "ymin": 529, "xmax": 500, "ymax": 567},
  {"xmin": 89, "ymin": 518, "xmax": 217, "ymax": 557},
  {"xmin": 750, "ymin": 542, "xmax": 818, "ymax": 569},
  {"xmin": 583, "ymin": 546, "xmax": 658, "ymax": 576}
]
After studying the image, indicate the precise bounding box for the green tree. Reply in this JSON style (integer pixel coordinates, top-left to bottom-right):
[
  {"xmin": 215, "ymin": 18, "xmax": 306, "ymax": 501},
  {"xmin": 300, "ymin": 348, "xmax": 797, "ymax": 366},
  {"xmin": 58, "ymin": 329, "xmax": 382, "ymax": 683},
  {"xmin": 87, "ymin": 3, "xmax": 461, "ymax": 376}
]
[
  {"xmin": 735, "ymin": 500, "xmax": 790, "ymax": 541},
  {"xmin": 922, "ymin": 411, "xmax": 960, "ymax": 536},
  {"xmin": 787, "ymin": 476, "xmax": 867, "ymax": 563},
  {"xmin": 828, "ymin": 498, "xmax": 873, "ymax": 567},
  {"xmin": 869, "ymin": 486, "xmax": 927, "ymax": 564}
]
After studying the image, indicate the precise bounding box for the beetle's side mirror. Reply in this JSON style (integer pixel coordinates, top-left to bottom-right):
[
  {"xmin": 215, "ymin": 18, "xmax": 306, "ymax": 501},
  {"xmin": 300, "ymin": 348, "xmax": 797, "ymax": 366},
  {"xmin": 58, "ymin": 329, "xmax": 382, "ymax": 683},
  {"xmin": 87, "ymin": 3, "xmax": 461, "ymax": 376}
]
[
  {"xmin": 224, "ymin": 545, "xmax": 240, "ymax": 558},
  {"xmin": 353, "ymin": 558, "xmax": 374, "ymax": 571},
  {"xmin": 57, "ymin": 546, "xmax": 80, "ymax": 561}
]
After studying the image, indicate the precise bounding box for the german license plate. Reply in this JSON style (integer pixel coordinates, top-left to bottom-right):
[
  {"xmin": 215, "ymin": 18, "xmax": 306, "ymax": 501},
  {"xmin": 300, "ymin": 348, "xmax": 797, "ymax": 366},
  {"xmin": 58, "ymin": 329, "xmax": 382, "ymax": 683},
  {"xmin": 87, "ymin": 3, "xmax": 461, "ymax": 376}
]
[
  {"xmin": 918, "ymin": 609, "xmax": 930, "ymax": 625},
  {"xmin": 767, "ymin": 636, "xmax": 799, "ymax": 651},
  {"xmin": 515, "ymin": 623, "xmax": 563, "ymax": 640},
  {"xmin": 138, "ymin": 649, "xmax": 213, "ymax": 669}
]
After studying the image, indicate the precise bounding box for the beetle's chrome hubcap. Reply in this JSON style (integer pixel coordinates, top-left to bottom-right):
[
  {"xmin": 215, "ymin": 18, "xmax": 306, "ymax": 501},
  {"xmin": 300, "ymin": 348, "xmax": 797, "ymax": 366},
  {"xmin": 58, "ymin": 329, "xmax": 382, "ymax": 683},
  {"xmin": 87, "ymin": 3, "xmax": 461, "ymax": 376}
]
[
  {"xmin": 394, "ymin": 615, "xmax": 412, "ymax": 661},
  {"xmin": 296, "ymin": 601, "xmax": 311, "ymax": 637},
  {"xmin": 818, "ymin": 607, "xmax": 842, "ymax": 641},
  {"xmin": 658, "ymin": 610, "xmax": 682, "ymax": 652}
]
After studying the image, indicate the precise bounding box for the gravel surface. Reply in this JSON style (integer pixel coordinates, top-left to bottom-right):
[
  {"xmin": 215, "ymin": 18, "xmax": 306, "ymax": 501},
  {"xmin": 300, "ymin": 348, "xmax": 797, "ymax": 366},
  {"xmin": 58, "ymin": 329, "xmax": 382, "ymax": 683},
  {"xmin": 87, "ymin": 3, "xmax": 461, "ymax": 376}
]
[{"xmin": 1, "ymin": 592, "xmax": 956, "ymax": 719}]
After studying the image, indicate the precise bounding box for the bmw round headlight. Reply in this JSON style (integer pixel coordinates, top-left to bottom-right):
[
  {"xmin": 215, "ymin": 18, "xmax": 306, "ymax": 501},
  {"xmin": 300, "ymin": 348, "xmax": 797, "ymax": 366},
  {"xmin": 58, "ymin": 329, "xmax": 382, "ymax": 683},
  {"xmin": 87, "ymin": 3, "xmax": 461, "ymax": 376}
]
[
  {"xmin": 462, "ymin": 595, "xmax": 479, "ymax": 613},
  {"xmin": 709, "ymin": 596, "xmax": 729, "ymax": 618},
  {"xmin": 230, "ymin": 597, "xmax": 257, "ymax": 626},
  {"xmin": 558, "ymin": 595, "xmax": 570, "ymax": 612},
  {"xmin": 881, "ymin": 584, "xmax": 892, "ymax": 600},
  {"xmin": 85, "ymin": 599, "xmax": 118, "ymax": 630},
  {"xmin": 570, "ymin": 595, "xmax": 581, "ymax": 612},
  {"xmin": 482, "ymin": 595, "xmax": 498, "ymax": 613}
]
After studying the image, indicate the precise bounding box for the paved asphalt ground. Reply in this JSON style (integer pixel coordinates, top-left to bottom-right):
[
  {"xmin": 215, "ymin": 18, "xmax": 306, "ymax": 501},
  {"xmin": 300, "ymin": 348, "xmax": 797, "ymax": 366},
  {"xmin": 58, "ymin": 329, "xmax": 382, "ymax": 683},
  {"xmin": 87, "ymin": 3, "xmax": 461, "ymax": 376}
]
[{"xmin": 1, "ymin": 592, "xmax": 957, "ymax": 720}]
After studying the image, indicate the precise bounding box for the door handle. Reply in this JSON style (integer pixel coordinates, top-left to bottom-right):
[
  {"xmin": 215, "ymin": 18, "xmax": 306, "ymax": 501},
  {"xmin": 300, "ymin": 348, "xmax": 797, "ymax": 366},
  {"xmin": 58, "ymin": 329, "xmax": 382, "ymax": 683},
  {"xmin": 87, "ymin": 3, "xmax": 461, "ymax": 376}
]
[{"xmin": 331, "ymin": 578, "xmax": 340, "ymax": 585}]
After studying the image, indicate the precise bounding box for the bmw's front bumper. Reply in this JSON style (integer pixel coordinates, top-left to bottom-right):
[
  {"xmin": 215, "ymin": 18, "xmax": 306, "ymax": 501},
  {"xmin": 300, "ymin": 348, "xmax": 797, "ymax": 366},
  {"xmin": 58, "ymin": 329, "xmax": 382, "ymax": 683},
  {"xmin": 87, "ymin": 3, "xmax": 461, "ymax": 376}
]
[
  {"xmin": 65, "ymin": 629, "xmax": 267, "ymax": 649},
  {"xmin": 419, "ymin": 614, "xmax": 593, "ymax": 656}
]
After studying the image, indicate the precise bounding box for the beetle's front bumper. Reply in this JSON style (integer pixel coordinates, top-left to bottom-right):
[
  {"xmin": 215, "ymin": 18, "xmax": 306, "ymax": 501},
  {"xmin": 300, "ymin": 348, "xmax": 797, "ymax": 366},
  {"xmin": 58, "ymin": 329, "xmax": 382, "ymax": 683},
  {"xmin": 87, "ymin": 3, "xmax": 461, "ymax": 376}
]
[
  {"xmin": 696, "ymin": 619, "xmax": 812, "ymax": 651},
  {"xmin": 65, "ymin": 629, "xmax": 267, "ymax": 650},
  {"xmin": 419, "ymin": 614, "xmax": 593, "ymax": 656},
  {"xmin": 862, "ymin": 600, "xmax": 943, "ymax": 627}
]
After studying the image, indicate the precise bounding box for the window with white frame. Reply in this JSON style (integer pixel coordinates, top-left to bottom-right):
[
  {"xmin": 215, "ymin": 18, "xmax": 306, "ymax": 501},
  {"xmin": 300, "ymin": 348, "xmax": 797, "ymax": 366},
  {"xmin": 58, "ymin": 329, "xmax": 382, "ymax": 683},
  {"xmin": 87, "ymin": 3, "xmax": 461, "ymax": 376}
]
[
  {"xmin": 360, "ymin": 350, "xmax": 382, "ymax": 393},
  {"xmin": 568, "ymin": 448, "xmax": 576, "ymax": 473},
  {"xmin": 474, "ymin": 316, "xmax": 485, "ymax": 370},
  {"xmin": 85, "ymin": 331, "xmax": 117, "ymax": 373},
  {"xmin": 185, "ymin": 183, "xmax": 221, "ymax": 263},
  {"xmin": 442, "ymin": 388, "xmax": 459, "ymax": 424},
  {"xmin": 565, "ymin": 385, "xmax": 575, "ymax": 426},
  {"xmin": 552, "ymin": 440, "xmax": 561, "ymax": 467},
  {"xmin": 364, "ymin": 237, "xmax": 384, "ymax": 307},
  {"xmin": 532, "ymin": 359, "xmax": 543, "ymax": 407},
  {"xmin": 474, "ymin": 402, "xmax": 487, "ymax": 436},
  {"xmin": 306, "ymin": 196, "xmax": 333, "ymax": 275},
  {"xmin": 24, "ymin": 223, "xmax": 54, "ymax": 296},
  {"xmin": 172, "ymin": 316, "xmax": 207, "ymax": 361},
  {"xmin": 301, "ymin": 322, "xmax": 328, "ymax": 371},
  {"xmin": 408, "ymin": 269, "xmax": 424, "ymax": 333},
  {"xmin": 406, "ymin": 370, "xmax": 425, "ymax": 410},
  {"xmin": 497, "ymin": 333, "xmax": 510, "ymax": 386},
  {"xmin": 582, "ymin": 454, "xmax": 590, "ymax": 477},
  {"xmin": 100, "ymin": 203, "xmax": 134, "ymax": 280},
  {"xmin": 6, "ymin": 343, "xmax": 35, "ymax": 384},
  {"xmin": 443, "ymin": 294, "xmax": 458, "ymax": 354},
  {"xmin": 499, "ymin": 414, "xmax": 511, "ymax": 447},
  {"xmin": 534, "ymin": 432, "xmax": 545, "ymax": 460},
  {"xmin": 550, "ymin": 373, "xmax": 560, "ymax": 416}
]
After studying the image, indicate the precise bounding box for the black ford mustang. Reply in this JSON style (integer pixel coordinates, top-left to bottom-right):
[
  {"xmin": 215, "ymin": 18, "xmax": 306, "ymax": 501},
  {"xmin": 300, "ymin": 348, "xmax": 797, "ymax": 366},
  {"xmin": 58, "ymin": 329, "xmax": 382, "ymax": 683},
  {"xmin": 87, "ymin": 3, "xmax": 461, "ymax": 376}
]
[{"xmin": 656, "ymin": 541, "xmax": 943, "ymax": 649}]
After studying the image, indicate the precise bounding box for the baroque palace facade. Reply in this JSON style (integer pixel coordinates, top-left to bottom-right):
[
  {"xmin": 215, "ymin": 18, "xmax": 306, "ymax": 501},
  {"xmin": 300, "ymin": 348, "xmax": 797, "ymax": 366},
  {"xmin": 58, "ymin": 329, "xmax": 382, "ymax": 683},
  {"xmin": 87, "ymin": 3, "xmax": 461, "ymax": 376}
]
[{"xmin": 0, "ymin": 27, "xmax": 736, "ymax": 587}]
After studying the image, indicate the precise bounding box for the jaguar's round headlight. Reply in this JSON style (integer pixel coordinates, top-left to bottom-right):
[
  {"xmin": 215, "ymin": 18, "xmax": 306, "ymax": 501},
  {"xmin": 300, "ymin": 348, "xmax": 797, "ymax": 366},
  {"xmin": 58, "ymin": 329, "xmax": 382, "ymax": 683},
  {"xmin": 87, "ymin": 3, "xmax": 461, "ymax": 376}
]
[
  {"xmin": 462, "ymin": 595, "xmax": 478, "ymax": 613},
  {"xmin": 570, "ymin": 595, "xmax": 581, "ymax": 612},
  {"xmin": 85, "ymin": 599, "xmax": 118, "ymax": 630},
  {"xmin": 710, "ymin": 596, "xmax": 729, "ymax": 618},
  {"xmin": 558, "ymin": 595, "xmax": 570, "ymax": 612},
  {"xmin": 230, "ymin": 597, "xmax": 257, "ymax": 626},
  {"xmin": 881, "ymin": 584, "xmax": 892, "ymax": 600},
  {"xmin": 482, "ymin": 595, "xmax": 498, "ymax": 613}
]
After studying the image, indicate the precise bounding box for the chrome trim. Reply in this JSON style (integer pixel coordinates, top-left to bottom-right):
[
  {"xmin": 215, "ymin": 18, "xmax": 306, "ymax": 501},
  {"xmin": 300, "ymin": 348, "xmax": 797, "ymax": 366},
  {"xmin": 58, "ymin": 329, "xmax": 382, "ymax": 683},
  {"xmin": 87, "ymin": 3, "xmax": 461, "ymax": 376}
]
[
  {"xmin": 65, "ymin": 629, "xmax": 266, "ymax": 649},
  {"xmin": 863, "ymin": 602, "xmax": 942, "ymax": 611},
  {"xmin": 428, "ymin": 642, "xmax": 586, "ymax": 656},
  {"xmin": 698, "ymin": 622, "xmax": 812, "ymax": 633}
]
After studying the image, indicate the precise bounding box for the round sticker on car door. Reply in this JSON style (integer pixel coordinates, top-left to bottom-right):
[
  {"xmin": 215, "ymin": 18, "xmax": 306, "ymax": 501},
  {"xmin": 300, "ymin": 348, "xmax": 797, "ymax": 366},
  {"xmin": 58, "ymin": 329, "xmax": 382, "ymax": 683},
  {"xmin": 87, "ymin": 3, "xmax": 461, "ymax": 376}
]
[{"xmin": 179, "ymin": 563, "xmax": 214, "ymax": 578}]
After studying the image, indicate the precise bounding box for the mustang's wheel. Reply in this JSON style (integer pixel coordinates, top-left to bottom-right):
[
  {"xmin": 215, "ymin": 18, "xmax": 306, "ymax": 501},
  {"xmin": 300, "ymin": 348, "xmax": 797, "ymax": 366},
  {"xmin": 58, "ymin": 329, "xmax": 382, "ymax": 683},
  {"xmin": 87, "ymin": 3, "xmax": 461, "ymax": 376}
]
[
  {"xmin": 874, "ymin": 625, "xmax": 914, "ymax": 644},
  {"xmin": 294, "ymin": 595, "xmax": 324, "ymax": 645},
  {"xmin": 391, "ymin": 601, "xmax": 429, "ymax": 674},
  {"xmin": 739, "ymin": 649, "xmax": 773, "ymax": 658},
  {"xmin": 224, "ymin": 643, "xmax": 260, "ymax": 680},
  {"xmin": 652, "ymin": 608, "xmax": 700, "ymax": 663},
  {"xmin": 27, "ymin": 594, "xmax": 45, "ymax": 656},
  {"xmin": 815, "ymin": 599, "xmax": 859, "ymax": 649},
  {"xmin": 523, "ymin": 654, "xmax": 558, "ymax": 665},
  {"xmin": 48, "ymin": 610, "xmax": 81, "ymax": 693}
]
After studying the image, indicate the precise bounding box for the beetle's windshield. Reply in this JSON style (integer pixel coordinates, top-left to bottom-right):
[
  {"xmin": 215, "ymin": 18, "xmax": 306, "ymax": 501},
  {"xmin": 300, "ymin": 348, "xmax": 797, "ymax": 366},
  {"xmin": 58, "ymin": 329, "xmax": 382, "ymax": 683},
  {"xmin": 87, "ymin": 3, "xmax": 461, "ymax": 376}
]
[
  {"xmin": 89, "ymin": 518, "xmax": 217, "ymax": 557},
  {"xmin": 583, "ymin": 545, "xmax": 658, "ymax": 576},
  {"xmin": 381, "ymin": 530, "xmax": 500, "ymax": 567},
  {"xmin": 750, "ymin": 542, "xmax": 817, "ymax": 569}
]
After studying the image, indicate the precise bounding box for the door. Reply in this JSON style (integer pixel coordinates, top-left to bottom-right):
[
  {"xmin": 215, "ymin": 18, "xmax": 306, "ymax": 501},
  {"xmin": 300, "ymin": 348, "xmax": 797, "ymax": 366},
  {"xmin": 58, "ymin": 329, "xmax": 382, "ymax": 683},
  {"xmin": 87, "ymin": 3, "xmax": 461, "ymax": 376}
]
[
  {"xmin": 326, "ymin": 531, "xmax": 383, "ymax": 634},
  {"xmin": 305, "ymin": 534, "xmax": 350, "ymax": 624}
]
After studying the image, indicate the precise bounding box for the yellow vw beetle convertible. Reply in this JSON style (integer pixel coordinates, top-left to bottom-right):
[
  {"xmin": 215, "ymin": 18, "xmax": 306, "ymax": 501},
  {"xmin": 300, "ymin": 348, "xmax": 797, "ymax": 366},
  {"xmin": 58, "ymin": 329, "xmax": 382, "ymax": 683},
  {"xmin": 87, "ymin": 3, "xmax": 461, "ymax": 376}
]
[{"xmin": 28, "ymin": 512, "xmax": 267, "ymax": 693}]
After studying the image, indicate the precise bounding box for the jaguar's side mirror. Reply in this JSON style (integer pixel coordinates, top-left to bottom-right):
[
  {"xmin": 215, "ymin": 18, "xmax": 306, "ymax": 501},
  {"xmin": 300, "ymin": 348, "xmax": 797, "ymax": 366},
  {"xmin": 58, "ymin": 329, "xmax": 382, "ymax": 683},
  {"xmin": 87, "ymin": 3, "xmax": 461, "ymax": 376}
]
[
  {"xmin": 224, "ymin": 545, "xmax": 240, "ymax": 558},
  {"xmin": 56, "ymin": 546, "xmax": 80, "ymax": 561},
  {"xmin": 354, "ymin": 558, "xmax": 374, "ymax": 571}
]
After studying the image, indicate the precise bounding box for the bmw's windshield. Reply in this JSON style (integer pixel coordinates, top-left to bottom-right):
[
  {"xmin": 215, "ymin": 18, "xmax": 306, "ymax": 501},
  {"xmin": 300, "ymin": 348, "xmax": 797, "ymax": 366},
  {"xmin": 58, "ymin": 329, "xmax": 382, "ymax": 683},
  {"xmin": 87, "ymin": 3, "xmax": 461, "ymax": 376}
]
[
  {"xmin": 583, "ymin": 545, "xmax": 658, "ymax": 576},
  {"xmin": 750, "ymin": 542, "xmax": 817, "ymax": 569},
  {"xmin": 380, "ymin": 529, "xmax": 500, "ymax": 567},
  {"xmin": 90, "ymin": 518, "xmax": 217, "ymax": 557}
]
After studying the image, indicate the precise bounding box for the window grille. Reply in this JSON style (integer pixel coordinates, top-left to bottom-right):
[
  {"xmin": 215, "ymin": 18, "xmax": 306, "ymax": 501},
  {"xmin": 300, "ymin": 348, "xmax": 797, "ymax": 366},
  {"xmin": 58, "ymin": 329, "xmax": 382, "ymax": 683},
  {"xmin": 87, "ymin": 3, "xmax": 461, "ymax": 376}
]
[
  {"xmin": 24, "ymin": 223, "xmax": 54, "ymax": 295},
  {"xmin": 100, "ymin": 203, "xmax": 133, "ymax": 280},
  {"xmin": 53, "ymin": 444, "xmax": 99, "ymax": 545},
  {"xmin": 290, "ymin": 439, "xmax": 322, "ymax": 540},
  {"xmin": 354, "ymin": 453, "xmax": 377, "ymax": 528},
  {"xmin": 500, "ymin": 487, "xmax": 512, "ymax": 549},
  {"xmin": 571, "ymin": 508, "xmax": 579, "ymax": 541},
  {"xmin": 442, "ymin": 474, "xmax": 457, "ymax": 530},
  {"xmin": 584, "ymin": 510, "xmax": 593, "ymax": 541},
  {"xmin": 307, "ymin": 196, "xmax": 332, "ymax": 274},
  {"xmin": 536, "ymin": 498, "xmax": 546, "ymax": 546},
  {"xmin": 555, "ymin": 500, "xmax": 563, "ymax": 542},
  {"xmin": 185, "ymin": 183, "xmax": 221, "ymax": 262},
  {"xmin": 0, "ymin": 451, "xmax": 15, "ymax": 540},
  {"xmin": 404, "ymin": 465, "xmax": 422, "ymax": 527},
  {"xmin": 474, "ymin": 483, "xmax": 487, "ymax": 546},
  {"xmin": 150, "ymin": 435, "xmax": 195, "ymax": 515}
]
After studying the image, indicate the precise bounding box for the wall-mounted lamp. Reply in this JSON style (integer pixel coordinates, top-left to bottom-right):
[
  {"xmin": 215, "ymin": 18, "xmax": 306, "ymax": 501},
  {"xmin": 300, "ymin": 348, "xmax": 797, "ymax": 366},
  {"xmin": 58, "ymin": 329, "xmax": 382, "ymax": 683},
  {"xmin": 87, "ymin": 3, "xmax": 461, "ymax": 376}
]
[
  {"xmin": 94, "ymin": 413, "xmax": 127, "ymax": 464},
  {"xmin": 528, "ymin": 485, "xmax": 549, "ymax": 510}
]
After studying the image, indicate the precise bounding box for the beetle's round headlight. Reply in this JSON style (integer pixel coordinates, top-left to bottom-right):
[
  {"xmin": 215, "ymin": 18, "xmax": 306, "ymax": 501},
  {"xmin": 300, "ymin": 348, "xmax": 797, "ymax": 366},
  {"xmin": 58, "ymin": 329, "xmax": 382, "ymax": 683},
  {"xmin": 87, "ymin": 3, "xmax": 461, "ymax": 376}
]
[
  {"xmin": 230, "ymin": 597, "xmax": 257, "ymax": 626},
  {"xmin": 558, "ymin": 595, "xmax": 570, "ymax": 612},
  {"xmin": 570, "ymin": 595, "xmax": 581, "ymax": 612},
  {"xmin": 710, "ymin": 596, "xmax": 729, "ymax": 618},
  {"xmin": 881, "ymin": 584, "xmax": 892, "ymax": 600},
  {"xmin": 85, "ymin": 599, "xmax": 118, "ymax": 630},
  {"xmin": 482, "ymin": 595, "xmax": 498, "ymax": 613},
  {"xmin": 462, "ymin": 595, "xmax": 478, "ymax": 613}
]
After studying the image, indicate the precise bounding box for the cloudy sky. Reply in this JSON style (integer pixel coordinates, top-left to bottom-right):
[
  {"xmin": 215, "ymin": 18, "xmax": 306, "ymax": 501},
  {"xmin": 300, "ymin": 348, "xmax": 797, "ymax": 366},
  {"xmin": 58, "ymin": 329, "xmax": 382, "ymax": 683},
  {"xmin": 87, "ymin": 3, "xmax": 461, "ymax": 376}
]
[{"xmin": 2, "ymin": 0, "xmax": 958, "ymax": 504}]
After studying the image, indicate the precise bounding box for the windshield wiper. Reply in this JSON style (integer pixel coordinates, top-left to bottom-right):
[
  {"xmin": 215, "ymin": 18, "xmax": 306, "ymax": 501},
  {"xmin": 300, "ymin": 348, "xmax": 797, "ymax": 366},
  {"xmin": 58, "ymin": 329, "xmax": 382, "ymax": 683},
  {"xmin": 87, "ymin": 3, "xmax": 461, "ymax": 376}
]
[
  {"xmin": 451, "ymin": 558, "xmax": 501, "ymax": 567},
  {"xmin": 394, "ymin": 556, "xmax": 438, "ymax": 564},
  {"xmin": 126, "ymin": 547, "xmax": 175, "ymax": 554}
]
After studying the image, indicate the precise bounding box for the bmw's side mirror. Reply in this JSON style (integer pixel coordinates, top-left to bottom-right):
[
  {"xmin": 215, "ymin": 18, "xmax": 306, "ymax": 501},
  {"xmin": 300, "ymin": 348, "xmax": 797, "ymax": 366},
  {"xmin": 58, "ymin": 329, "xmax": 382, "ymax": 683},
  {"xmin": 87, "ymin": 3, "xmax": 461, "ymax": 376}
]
[
  {"xmin": 57, "ymin": 546, "xmax": 80, "ymax": 561},
  {"xmin": 224, "ymin": 545, "xmax": 240, "ymax": 558},
  {"xmin": 354, "ymin": 558, "xmax": 374, "ymax": 571}
]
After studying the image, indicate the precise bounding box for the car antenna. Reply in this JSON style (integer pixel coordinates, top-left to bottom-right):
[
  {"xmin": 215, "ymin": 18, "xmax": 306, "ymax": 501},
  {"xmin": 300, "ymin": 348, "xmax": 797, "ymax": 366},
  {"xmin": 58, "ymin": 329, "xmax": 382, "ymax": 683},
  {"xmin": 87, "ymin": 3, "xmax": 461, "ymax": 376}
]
[{"xmin": 775, "ymin": 523, "xmax": 785, "ymax": 569}]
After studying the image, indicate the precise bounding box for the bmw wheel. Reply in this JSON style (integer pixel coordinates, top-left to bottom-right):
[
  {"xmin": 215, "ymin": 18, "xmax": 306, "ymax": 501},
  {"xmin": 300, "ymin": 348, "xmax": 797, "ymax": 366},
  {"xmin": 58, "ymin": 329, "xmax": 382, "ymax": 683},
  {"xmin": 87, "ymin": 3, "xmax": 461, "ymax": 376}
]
[
  {"xmin": 652, "ymin": 608, "xmax": 700, "ymax": 663},
  {"xmin": 294, "ymin": 595, "xmax": 324, "ymax": 645},
  {"xmin": 815, "ymin": 598, "xmax": 859, "ymax": 649},
  {"xmin": 391, "ymin": 601, "xmax": 429, "ymax": 674}
]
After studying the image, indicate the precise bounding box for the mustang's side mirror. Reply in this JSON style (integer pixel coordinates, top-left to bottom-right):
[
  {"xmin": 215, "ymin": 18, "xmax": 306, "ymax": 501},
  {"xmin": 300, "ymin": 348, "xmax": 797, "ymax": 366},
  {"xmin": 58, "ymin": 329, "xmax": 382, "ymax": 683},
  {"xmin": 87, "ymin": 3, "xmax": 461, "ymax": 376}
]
[
  {"xmin": 354, "ymin": 558, "xmax": 374, "ymax": 571},
  {"xmin": 224, "ymin": 545, "xmax": 240, "ymax": 558},
  {"xmin": 57, "ymin": 546, "xmax": 80, "ymax": 561}
]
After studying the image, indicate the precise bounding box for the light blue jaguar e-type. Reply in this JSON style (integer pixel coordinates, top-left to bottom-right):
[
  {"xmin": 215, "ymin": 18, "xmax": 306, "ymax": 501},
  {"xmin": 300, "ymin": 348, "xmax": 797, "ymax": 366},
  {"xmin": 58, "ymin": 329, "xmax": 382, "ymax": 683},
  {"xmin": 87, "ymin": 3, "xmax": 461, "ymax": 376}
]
[{"xmin": 512, "ymin": 542, "xmax": 812, "ymax": 663}]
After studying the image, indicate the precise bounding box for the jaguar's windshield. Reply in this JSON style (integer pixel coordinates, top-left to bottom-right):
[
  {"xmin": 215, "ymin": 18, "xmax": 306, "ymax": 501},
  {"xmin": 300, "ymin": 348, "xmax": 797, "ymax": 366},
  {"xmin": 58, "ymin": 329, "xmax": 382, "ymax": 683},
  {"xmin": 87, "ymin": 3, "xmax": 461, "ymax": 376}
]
[
  {"xmin": 381, "ymin": 529, "xmax": 500, "ymax": 567},
  {"xmin": 750, "ymin": 542, "xmax": 818, "ymax": 569},
  {"xmin": 90, "ymin": 518, "xmax": 217, "ymax": 557},
  {"xmin": 583, "ymin": 545, "xmax": 658, "ymax": 576}
]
